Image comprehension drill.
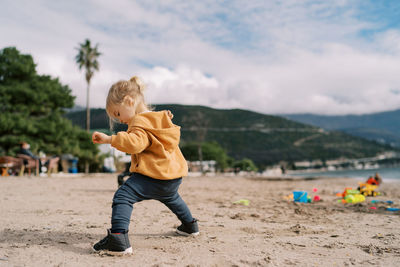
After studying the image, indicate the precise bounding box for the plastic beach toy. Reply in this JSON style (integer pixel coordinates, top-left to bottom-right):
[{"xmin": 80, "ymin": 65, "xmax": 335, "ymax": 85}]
[
  {"xmin": 387, "ymin": 208, "xmax": 400, "ymax": 212},
  {"xmin": 233, "ymin": 199, "xmax": 250, "ymax": 206},
  {"xmin": 371, "ymin": 200, "xmax": 394, "ymax": 204},
  {"xmin": 344, "ymin": 194, "xmax": 365, "ymax": 203},
  {"xmin": 293, "ymin": 191, "xmax": 308, "ymax": 203},
  {"xmin": 313, "ymin": 195, "xmax": 321, "ymax": 202}
]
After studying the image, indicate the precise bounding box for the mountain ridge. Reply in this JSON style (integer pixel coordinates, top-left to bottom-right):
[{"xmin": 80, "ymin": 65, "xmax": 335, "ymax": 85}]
[
  {"xmin": 283, "ymin": 109, "xmax": 400, "ymax": 147},
  {"xmin": 65, "ymin": 104, "xmax": 395, "ymax": 167}
]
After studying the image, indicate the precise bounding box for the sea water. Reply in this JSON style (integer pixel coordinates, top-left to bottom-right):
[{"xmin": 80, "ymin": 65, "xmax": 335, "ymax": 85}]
[{"xmin": 290, "ymin": 166, "xmax": 400, "ymax": 181}]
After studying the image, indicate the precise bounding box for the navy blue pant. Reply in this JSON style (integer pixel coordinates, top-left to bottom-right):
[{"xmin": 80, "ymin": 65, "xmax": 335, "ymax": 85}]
[{"xmin": 111, "ymin": 173, "xmax": 194, "ymax": 231}]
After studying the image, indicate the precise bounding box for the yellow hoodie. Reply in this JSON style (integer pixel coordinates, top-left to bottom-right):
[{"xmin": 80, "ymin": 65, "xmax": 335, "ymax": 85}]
[{"xmin": 110, "ymin": 111, "xmax": 188, "ymax": 180}]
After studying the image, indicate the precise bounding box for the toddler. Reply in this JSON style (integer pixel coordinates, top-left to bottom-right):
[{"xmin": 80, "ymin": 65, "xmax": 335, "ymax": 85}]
[{"xmin": 92, "ymin": 76, "xmax": 198, "ymax": 255}]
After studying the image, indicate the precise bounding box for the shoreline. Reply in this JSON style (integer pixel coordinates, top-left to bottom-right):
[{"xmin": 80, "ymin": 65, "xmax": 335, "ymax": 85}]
[{"xmin": 18, "ymin": 171, "xmax": 400, "ymax": 183}]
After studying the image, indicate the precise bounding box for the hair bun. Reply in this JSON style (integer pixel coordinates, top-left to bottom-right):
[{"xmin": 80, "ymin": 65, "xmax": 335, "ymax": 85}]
[
  {"xmin": 129, "ymin": 75, "xmax": 145, "ymax": 92},
  {"xmin": 130, "ymin": 76, "xmax": 139, "ymax": 83}
]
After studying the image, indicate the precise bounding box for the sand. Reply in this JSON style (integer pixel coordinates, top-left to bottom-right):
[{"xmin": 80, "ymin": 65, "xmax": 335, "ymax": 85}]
[{"xmin": 0, "ymin": 173, "xmax": 399, "ymax": 266}]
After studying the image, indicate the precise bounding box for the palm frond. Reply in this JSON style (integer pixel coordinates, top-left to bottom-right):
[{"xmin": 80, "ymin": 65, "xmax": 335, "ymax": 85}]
[{"xmin": 75, "ymin": 39, "xmax": 101, "ymax": 79}]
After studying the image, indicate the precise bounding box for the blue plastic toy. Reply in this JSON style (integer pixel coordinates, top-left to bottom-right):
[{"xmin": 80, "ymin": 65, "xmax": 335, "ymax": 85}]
[
  {"xmin": 387, "ymin": 208, "xmax": 400, "ymax": 212},
  {"xmin": 293, "ymin": 191, "xmax": 308, "ymax": 203},
  {"xmin": 371, "ymin": 200, "xmax": 394, "ymax": 204}
]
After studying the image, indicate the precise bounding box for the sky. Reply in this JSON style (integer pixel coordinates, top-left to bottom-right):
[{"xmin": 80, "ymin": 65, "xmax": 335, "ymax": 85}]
[{"xmin": 1, "ymin": 0, "xmax": 400, "ymax": 115}]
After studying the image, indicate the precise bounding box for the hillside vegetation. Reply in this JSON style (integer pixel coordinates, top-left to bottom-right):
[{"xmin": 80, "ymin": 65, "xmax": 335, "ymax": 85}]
[{"xmin": 65, "ymin": 104, "xmax": 394, "ymax": 167}]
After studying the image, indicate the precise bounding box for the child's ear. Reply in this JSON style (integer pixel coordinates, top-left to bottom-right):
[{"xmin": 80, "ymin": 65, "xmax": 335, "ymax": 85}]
[{"xmin": 123, "ymin": 96, "xmax": 134, "ymax": 106}]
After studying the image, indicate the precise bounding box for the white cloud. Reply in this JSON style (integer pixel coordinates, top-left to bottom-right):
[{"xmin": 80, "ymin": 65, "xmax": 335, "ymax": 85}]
[
  {"xmin": 139, "ymin": 65, "xmax": 221, "ymax": 106},
  {"xmin": 1, "ymin": 0, "xmax": 400, "ymax": 115}
]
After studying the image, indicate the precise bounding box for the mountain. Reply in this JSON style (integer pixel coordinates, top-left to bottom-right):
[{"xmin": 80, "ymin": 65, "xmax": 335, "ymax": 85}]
[
  {"xmin": 66, "ymin": 108, "xmax": 110, "ymax": 130},
  {"xmin": 65, "ymin": 104, "xmax": 395, "ymax": 167},
  {"xmin": 283, "ymin": 109, "xmax": 400, "ymax": 148},
  {"xmin": 64, "ymin": 105, "xmax": 85, "ymax": 113}
]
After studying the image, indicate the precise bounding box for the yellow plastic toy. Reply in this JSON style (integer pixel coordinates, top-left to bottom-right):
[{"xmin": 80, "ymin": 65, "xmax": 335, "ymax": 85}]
[
  {"xmin": 344, "ymin": 193, "xmax": 365, "ymax": 203},
  {"xmin": 338, "ymin": 188, "xmax": 366, "ymax": 203},
  {"xmin": 233, "ymin": 199, "xmax": 250, "ymax": 206},
  {"xmin": 358, "ymin": 182, "xmax": 379, "ymax": 197}
]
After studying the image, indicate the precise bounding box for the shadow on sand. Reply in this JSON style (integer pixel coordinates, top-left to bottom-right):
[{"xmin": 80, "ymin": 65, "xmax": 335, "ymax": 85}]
[
  {"xmin": 0, "ymin": 228, "xmax": 183, "ymax": 255},
  {"xmin": 0, "ymin": 228, "xmax": 103, "ymax": 255}
]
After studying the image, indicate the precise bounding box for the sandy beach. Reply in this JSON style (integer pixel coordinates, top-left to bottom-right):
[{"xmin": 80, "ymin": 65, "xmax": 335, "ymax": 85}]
[{"xmin": 0, "ymin": 173, "xmax": 399, "ymax": 266}]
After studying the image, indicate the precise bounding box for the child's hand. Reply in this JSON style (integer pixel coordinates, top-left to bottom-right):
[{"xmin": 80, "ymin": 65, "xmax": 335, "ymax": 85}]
[
  {"xmin": 92, "ymin": 131, "xmax": 112, "ymax": 144},
  {"xmin": 167, "ymin": 110, "xmax": 174, "ymax": 119}
]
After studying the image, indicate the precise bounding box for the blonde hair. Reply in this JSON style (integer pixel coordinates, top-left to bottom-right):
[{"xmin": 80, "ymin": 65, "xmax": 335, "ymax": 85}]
[{"xmin": 106, "ymin": 76, "xmax": 151, "ymax": 130}]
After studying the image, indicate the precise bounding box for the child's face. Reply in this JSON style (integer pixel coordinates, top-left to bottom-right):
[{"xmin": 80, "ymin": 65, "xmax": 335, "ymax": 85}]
[{"xmin": 110, "ymin": 100, "xmax": 136, "ymax": 125}]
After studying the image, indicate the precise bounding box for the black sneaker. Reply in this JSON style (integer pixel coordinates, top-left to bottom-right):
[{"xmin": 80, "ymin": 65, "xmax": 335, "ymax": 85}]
[
  {"xmin": 93, "ymin": 229, "xmax": 132, "ymax": 255},
  {"xmin": 176, "ymin": 219, "xmax": 199, "ymax": 236}
]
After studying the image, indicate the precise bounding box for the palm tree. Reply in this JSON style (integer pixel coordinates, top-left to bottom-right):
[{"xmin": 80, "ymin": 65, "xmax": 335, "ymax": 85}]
[
  {"xmin": 75, "ymin": 39, "xmax": 101, "ymax": 173},
  {"xmin": 75, "ymin": 39, "xmax": 101, "ymax": 132}
]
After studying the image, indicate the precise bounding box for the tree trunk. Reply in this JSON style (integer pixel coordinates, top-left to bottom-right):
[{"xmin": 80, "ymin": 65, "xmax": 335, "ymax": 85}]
[
  {"xmin": 198, "ymin": 143, "xmax": 203, "ymax": 174},
  {"xmin": 86, "ymin": 83, "xmax": 90, "ymax": 132},
  {"xmin": 85, "ymin": 82, "xmax": 90, "ymax": 174},
  {"xmin": 85, "ymin": 160, "xmax": 89, "ymax": 174}
]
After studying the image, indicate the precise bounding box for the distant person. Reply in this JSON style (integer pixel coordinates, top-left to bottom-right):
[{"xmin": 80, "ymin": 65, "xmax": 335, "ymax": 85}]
[
  {"xmin": 117, "ymin": 162, "xmax": 131, "ymax": 187},
  {"xmin": 116, "ymin": 153, "xmax": 132, "ymax": 187},
  {"xmin": 91, "ymin": 76, "xmax": 198, "ymax": 255},
  {"xmin": 19, "ymin": 142, "xmax": 45, "ymax": 173},
  {"xmin": 19, "ymin": 142, "xmax": 39, "ymax": 161},
  {"xmin": 19, "ymin": 142, "xmax": 58, "ymax": 175}
]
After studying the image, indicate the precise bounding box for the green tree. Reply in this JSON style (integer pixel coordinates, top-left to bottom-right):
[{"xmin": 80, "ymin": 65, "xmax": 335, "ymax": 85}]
[
  {"xmin": 233, "ymin": 158, "xmax": 258, "ymax": 172},
  {"xmin": 0, "ymin": 47, "xmax": 98, "ymax": 171},
  {"xmin": 181, "ymin": 141, "xmax": 230, "ymax": 171}
]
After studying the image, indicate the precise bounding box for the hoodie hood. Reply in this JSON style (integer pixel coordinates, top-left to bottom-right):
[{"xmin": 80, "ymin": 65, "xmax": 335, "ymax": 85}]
[{"xmin": 128, "ymin": 111, "xmax": 180, "ymax": 152}]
